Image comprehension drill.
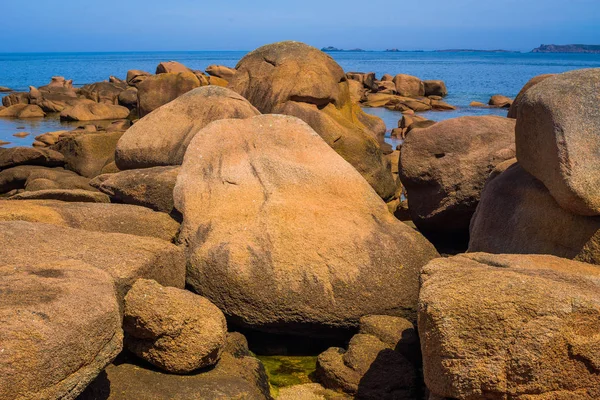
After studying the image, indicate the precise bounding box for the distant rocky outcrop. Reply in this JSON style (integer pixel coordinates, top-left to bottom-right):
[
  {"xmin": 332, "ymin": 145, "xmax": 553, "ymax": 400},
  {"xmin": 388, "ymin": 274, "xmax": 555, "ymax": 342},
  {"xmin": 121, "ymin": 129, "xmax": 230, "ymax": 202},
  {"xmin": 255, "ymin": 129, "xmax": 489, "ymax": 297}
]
[
  {"xmin": 321, "ymin": 46, "xmax": 365, "ymax": 52},
  {"xmin": 531, "ymin": 44, "xmax": 600, "ymax": 53}
]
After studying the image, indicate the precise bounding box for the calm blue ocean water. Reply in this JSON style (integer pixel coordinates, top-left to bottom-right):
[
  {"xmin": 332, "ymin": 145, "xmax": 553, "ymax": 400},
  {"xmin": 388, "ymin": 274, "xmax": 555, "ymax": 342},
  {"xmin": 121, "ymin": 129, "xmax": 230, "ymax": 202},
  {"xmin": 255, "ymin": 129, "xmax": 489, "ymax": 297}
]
[{"xmin": 1, "ymin": 51, "xmax": 599, "ymax": 147}]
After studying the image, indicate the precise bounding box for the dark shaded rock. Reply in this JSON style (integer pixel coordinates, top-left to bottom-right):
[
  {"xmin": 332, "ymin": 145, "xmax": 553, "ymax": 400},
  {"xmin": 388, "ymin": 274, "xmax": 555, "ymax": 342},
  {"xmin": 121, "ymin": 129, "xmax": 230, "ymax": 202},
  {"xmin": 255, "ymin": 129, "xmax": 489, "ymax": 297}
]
[
  {"xmin": 0, "ymin": 147, "xmax": 65, "ymax": 170},
  {"xmin": 0, "ymin": 165, "xmax": 97, "ymax": 195},
  {"xmin": 51, "ymin": 131, "xmax": 125, "ymax": 178},
  {"xmin": 0, "ymin": 200, "xmax": 179, "ymax": 241},
  {"xmin": 469, "ymin": 161, "xmax": 600, "ymax": 265},
  {"xmin": 78, "ymin": 333, "xmax": 272, "ymax": 400},
  {"xmin": 399, "ymin": 116, "xmax": 516, "ymax": 249},
  {"xmin": 91, "ymin": 166, "xmax": 180, "ymax": 213},
  {"xmin": 423, "ymin": 80, "xmax": 448, "ymax": 97}
]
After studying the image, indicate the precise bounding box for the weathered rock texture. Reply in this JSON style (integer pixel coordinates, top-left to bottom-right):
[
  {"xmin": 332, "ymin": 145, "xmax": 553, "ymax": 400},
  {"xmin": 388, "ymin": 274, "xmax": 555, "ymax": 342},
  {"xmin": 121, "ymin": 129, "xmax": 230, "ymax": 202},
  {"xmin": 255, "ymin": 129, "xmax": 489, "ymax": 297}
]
[
  {"xmin": 174, "ymin": 115, "xmax": 439, "ymax": 336},
  {"xmin": 91, "ymin": 166, "xmax": 180, "ymax": 213},
  {"xmin": 116, "ymin": 86, "xmax": 259, "ymax": 169},
  {"xmin": 399, "ymin": 116, "xmax": 516, "ymax": 247},
  {"xmin": 419, "ymin": 253, "xmax": 600, "ymax": 400},
  {"xmin": 137, "ymin": 71, "xmax": 201, "ymax": 117},
  {"xmin": 0, "ymin": 147, "xmax": 65, "ymax": 170},
  {"xmin": 0, "ymin": 260, "xmax": 122, "ymax": 400},
  {"xmin": 51, "ymin": 130, "xmax": 124, "ymax": 178},
  {"xmin": 124, "ymin": 279, "xmax": 227, "ymax": 373},
  {"xmin": 507, "ymin": 74, "xmax": 555, "ymax": 119},
  {"xmin": 78, "ymin": 333, "xmax": 271, "ymax": 400},
  {"xmin": 469, "ymin": 161, "xmax": 600, "ymax": 265},
  {"xmin": 0, "ymin": 221, "xmax": 185, "ymax": 301},
  {"xmin": 0, "ymin": 200, "xmax": 179, "ymax": 241},
  {"xmin": 317, "ymin": 315, "xmax": 419, "ymax": 399},
  {"xmin": 228, "ymin": 41, "xmax": 396, "ymax": 200},
  {"xmin": 515, "ymin": 68, "xmax": 600, "ymax": 216}
]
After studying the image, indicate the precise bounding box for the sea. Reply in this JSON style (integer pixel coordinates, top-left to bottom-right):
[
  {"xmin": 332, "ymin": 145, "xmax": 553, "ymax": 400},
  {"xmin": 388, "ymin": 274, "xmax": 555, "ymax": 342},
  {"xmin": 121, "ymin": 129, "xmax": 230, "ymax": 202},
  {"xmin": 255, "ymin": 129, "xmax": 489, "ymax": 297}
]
[{"xmin": 1, "ymin": 51, "xmax": 600, "ymax": 147}]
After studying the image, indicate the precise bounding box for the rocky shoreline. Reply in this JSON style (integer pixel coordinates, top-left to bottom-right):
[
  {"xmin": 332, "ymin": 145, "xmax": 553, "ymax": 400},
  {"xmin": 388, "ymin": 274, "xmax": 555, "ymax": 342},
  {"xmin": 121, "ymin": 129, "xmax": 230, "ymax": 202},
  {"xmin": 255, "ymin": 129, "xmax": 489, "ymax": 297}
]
[{"xmin": 1, "ymin": 41, "xmax": 599, "ymax": 400}]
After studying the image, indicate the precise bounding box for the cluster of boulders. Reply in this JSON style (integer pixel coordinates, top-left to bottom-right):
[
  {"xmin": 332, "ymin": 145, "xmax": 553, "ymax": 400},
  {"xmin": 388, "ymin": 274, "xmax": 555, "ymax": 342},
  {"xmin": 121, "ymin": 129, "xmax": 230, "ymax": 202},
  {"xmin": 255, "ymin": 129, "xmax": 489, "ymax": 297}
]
[
  {"xmin": 346, "ymin": 71, "xmax": 455, "ymax": 113},
  {"xmin": 2, "ymin": 41, "xmax": 599, "ymax": 400},
  {"xmin": 0, "ymin": 62, "xmax": 236, "ymax": 122}
]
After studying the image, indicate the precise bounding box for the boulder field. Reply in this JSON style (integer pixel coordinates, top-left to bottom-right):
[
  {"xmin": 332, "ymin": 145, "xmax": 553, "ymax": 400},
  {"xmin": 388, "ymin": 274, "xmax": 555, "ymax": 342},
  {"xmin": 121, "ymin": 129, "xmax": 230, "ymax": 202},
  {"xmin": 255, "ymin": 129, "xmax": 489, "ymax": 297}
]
[{"xmin": 1, "ymin": 43, "xmax": 599, "ymax": 400}]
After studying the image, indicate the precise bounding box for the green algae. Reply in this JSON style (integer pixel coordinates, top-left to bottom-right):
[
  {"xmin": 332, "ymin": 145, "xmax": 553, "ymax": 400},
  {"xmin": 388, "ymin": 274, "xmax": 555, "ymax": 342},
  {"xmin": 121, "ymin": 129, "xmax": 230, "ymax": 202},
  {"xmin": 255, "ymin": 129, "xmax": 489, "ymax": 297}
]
[{"xmin": 257, "ymin": 355, "xmax": 318, "ymax": 397}]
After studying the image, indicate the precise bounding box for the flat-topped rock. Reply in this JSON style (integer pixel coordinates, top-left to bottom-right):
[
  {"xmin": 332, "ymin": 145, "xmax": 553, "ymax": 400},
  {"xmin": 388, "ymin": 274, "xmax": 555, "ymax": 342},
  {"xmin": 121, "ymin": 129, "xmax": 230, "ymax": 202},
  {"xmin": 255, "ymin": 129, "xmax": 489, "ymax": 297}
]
[
  {"xmin": 399, "ymin": 116, "xmax": 516, "ymax": 248},
  {"xmin": 0, "ymin": 200, "xmax": 179, "ymax": 241},
  {"xmin": 60, "ymin": 102, "xmax": 130, "ymax": 121},
  {"xmin": 8, "ymin": 188, "xmax": 110, "ymax": 202},
  {"xmin": 419, "ymin": 253, "xmax": 600, "ymax": 400},
  {"xmin": 0, "ymin": 260, "xmax": 122, "ymax": 400},
  {"xmin": 0, "ymin": 147, "xmax": 65, "ymax": 170},
  {"xmin": 79, "ymin": 333, "xmax": 271, "ymax": 400},
  {"xmin": 0, "ymin": 221, "xmax": 185, "ymax": 301}
]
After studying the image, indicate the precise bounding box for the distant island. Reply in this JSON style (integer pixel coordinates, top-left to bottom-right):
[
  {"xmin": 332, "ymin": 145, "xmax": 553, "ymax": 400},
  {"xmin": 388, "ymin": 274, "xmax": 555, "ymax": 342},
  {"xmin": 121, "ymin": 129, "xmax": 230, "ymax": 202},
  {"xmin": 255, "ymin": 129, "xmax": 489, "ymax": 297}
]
[
  {"xmin": 435, "ymin": 49, "xmax": 521, "ymax": 53},
  {"xmin": 531, "ymin": 44, "xmax": 600, "ymax": 54},
  {"xmin": 321, "ymin": 47, "xmax": 366, "ymax": 52},
  {"xmin": 385, "ymin": 49, "xmax": 425, "ymax": 52}
]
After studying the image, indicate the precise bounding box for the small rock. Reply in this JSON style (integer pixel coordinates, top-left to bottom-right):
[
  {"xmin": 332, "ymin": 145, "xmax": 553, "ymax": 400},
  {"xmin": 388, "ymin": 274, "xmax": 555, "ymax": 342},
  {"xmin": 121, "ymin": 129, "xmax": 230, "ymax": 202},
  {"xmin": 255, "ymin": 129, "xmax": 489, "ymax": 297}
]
[
  {"xmin": 488, "ymin": 94, "xmax": 513, "ymax": 108},
  {"xmin": 124, "ymin": 279, "xmax": 228, "ymax": 374},
  {"xmin": 59, "ymin": 102, "xmax": 130, "ymax": 121},
  {"xmin": 12, "ymin": 132, "xmax": 29, "ymax": 138},
  {"xmin": 469, "ymin": 101, "xmax": 487, "ymax": 107}
]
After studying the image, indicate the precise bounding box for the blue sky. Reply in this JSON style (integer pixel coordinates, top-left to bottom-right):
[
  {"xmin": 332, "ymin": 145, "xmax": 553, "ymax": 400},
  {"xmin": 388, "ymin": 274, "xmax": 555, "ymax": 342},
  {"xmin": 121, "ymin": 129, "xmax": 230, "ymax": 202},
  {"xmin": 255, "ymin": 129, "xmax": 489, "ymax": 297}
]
[{"xmin": 1, "ymin": 0, "xmax": 599, "ymax": 52}]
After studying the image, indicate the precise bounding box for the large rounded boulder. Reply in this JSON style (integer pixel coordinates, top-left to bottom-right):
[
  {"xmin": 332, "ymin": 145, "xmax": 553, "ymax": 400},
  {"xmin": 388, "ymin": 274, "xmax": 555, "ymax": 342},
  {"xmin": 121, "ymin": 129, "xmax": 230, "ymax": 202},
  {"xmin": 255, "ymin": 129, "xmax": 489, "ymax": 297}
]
[
  {"xmin": 399, "ymin": 116, "xmax": 516, "ymax": 248},
  {"xmin": 228, "ymin": 41, "xmax": 396, "ymax": 200},
  {"xmin": 507, "ymin": 73, "xmax": 554, "ymax": 119},
  {"xmin": 419, "ymin": 253, "xmax": 600, "ymax": 399},
  {"xmin": 469, "ymin": 161, "xmax": 600, "ymax": 265},
  {"xmin": 516, "ymin": 68, "xmax": 600, "ymax": 216},
  {"xmin": 174, "ymin": 115, "xmax": 439, "ymax": 337},
  {"xmin": 115, "ymin": 86, "xmax": 260, "ymax": 170}
]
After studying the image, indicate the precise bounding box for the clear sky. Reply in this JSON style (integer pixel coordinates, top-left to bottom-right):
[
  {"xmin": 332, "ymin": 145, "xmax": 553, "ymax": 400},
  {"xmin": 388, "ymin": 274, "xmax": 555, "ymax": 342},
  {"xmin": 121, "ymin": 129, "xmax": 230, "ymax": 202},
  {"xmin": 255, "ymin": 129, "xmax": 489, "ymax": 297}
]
[{"xmin": 1, "ymin": 0, "xmax": 599, "ymax": 52}]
